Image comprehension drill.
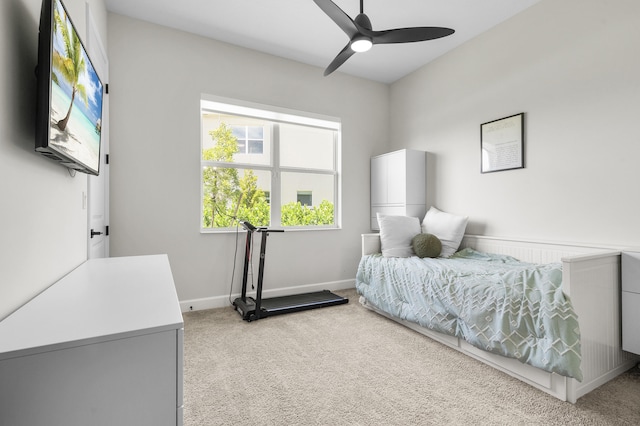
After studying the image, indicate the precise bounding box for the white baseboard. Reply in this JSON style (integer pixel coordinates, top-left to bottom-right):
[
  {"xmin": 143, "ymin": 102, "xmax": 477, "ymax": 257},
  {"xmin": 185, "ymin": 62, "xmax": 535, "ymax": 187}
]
[{"xmin": 180, "ymin": 279, "xmax": 355, "ymax": 313}]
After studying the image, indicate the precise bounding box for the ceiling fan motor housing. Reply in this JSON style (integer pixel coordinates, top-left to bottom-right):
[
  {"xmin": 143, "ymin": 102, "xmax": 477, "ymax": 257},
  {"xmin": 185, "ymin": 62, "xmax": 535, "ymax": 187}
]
[{"xmin": 354, "ymin": 13, "xmax": 372, "ymax": 30}]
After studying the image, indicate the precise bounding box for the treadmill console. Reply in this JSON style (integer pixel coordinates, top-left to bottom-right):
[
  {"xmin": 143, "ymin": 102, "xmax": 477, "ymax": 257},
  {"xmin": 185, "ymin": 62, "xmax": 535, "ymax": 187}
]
[{"xmin": 239, "ymin": 221, "xmax": 257, "ymax": 232}]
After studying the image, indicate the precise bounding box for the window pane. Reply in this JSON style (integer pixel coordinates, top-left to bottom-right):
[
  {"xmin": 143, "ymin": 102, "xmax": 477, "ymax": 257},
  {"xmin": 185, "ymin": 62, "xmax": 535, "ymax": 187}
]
[
  {"xmin": 202, "ymin": 167, "xmax": 271, "ymax": 228},
  {"xmin": 281, "ymin": 172, "xmax": 334, "ymax": 226},
  {"xmin": 248, "ymin": 140, "xmax": 263, "ymax": 154},
  {"xmin": 231, "ymin": 126, "xmax": 245, "ymax": 139},
  {"xmin": 280, "ymin": 123, "xmax": 334, "ymax": 170},
  {"xmin": 247, "ymin": 126, "xmax": 263, "ymax": 139},
  {"xmin": 236, "ymin": 139, "xmax": 246, "ymax": 154}
]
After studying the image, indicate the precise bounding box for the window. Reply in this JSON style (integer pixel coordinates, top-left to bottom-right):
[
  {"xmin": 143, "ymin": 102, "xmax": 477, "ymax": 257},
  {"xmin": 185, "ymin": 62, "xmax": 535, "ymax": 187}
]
[
  {"xmin": 201, "ymin": 96, "xmax": 341, "ymax": 231},
  {"xmin": 297, "ymin": 191, "xmax": 312, "ymax": 206},
  {"xmin": 231, "ymin": 125, "xmax": 264, "ymax": 154}
]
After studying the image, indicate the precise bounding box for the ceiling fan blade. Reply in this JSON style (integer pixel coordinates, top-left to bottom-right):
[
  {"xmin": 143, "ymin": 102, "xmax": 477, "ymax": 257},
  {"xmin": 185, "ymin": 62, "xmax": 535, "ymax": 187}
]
[
  {"xmin": 324, "ymin": 43, "xmax": 357, "ymax": 76},
  {"xmin": 370, "ymin": 27, "xmax": 455, "ymax": 44},
  {"xmin": 313, "ymin": 0, "xmax": 359, "ymax": 39}
]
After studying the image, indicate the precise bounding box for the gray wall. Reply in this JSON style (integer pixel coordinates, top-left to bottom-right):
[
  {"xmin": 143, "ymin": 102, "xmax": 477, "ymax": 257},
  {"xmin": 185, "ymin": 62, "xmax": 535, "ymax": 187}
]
[
  {"xmin": 107, "ymin": 14, "xmax": 389, "ymax": 307},
  {"xmin": 0, "ymin": 0, "xmax": 108, "ymax": 320},
  {"xmin": 390, "ymin": 0, "xmax": 640, "ymax": 246}
]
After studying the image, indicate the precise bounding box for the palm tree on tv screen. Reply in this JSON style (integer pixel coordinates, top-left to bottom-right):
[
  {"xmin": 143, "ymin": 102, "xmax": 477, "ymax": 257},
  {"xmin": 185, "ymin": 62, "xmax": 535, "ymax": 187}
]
[{"xmin": 52, "ymin": 3, "xmax": 88, "ymax": 132}]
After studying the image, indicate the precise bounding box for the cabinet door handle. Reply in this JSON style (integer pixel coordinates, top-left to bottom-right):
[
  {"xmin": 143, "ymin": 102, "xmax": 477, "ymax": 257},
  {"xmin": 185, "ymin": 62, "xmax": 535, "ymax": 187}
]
[{"xmin": 90, "ymin": 229, "xmax": 103, "ymax": 238}]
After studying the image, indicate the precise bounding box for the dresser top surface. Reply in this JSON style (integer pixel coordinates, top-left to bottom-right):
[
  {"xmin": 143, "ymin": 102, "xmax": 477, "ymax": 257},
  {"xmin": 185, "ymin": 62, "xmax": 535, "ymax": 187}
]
[{"xmin": 0, "ymin": 255, "xmax": 183, "ymax": 358}]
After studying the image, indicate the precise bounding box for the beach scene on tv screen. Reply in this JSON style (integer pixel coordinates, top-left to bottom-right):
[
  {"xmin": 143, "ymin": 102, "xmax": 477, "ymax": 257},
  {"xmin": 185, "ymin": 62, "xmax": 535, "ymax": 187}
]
[{"xmin": 49, "ymin": 0, "xmax": 103, "ymax": 172}]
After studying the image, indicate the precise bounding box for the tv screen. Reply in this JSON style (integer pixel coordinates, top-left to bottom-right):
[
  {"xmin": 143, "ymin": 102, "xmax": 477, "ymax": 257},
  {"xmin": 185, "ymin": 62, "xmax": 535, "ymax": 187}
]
[{"xmin": 35, "ymin": 0, "xmax": 104, "ymax": 176}]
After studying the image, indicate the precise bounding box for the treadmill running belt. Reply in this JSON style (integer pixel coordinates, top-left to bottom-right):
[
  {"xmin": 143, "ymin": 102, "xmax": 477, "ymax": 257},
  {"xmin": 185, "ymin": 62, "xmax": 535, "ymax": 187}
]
[{"xmin": 259, "ymin": 290, "xmax": 348, "ymax": 313}]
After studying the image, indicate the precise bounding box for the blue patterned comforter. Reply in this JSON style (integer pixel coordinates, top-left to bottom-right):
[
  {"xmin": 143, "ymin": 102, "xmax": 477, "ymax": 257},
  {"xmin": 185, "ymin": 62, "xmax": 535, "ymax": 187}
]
[{"xmin": 355, "ymin": 248, "xmax": 582, "ymax": 380}]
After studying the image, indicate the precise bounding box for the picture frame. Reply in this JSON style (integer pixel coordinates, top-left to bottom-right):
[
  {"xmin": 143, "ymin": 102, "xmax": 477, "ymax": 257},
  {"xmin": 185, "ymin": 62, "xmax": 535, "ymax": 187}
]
[{"xmin": 480, "ymin": 113, "xmax": 524, "ymax": 173}]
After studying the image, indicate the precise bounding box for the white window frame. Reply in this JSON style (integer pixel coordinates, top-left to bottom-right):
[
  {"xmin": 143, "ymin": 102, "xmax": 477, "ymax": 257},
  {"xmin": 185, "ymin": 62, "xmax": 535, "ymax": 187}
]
[{"xmin": 200, "ymin": 95, "xmax": 342, "ymax": 232}]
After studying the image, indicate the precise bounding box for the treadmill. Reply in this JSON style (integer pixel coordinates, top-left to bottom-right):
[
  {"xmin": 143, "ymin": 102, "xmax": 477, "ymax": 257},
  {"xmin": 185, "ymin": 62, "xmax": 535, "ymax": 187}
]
[{"xmin": 232, "ymin": 221, "xmax": 348, "ymax": 322}]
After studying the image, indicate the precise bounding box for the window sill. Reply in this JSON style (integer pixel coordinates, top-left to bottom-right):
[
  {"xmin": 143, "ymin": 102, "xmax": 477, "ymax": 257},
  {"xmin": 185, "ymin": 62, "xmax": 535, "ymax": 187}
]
[{"xmin": 200, "ymin": 226, "xmax": 341, "ymax": 234}]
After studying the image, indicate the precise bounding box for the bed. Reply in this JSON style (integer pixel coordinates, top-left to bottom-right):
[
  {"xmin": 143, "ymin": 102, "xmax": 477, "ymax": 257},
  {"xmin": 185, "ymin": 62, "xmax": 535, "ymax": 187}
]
[{"xmin": 357, "ymin": 232, "xmax": 639, "ymax": 403}]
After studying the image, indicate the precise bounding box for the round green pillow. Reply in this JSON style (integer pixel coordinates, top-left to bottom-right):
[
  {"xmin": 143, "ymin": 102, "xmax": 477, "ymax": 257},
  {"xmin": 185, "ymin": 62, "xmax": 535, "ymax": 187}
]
[{"xmin": 412, "ymin": 233, "xmax": 442, "ymax": 258}]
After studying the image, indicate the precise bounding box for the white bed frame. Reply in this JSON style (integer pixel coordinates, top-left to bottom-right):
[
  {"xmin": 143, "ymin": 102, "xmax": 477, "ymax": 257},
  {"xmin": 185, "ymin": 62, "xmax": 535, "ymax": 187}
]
[{"xmin": 360, "ymin": 233, "xmax": 639, "ymax": 403}]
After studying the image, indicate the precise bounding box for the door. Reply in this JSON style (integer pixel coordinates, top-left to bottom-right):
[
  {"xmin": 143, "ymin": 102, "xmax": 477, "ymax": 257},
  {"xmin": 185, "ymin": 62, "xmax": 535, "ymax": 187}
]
[{"xmin": 86, "ymin": 4, "xmax": 109, "ymax": 259}]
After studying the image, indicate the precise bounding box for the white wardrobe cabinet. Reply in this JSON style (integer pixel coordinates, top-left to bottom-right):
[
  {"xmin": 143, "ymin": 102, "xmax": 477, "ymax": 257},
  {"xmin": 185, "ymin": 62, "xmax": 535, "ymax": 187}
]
[
  {"xmin": 370, "ymin": 149, "xmax": 426, "ymax": 230},
  {"xmin": 0, "ymin": 255, "xmax": 184, "ymax": 426},
  {"xmin": 622, "ymin": 251, "xmax": 640, "ymax": 355}
]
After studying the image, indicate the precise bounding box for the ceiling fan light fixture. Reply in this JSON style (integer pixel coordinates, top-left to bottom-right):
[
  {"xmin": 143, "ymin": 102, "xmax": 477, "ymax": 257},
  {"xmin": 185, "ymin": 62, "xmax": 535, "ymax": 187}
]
[
  {"xmin": 350, "ymin": 36, "xmax": 372, "ymax": 52},
  {"xmin": 314, "ymin": 0, "xmax": 454, "ymax": 76}
]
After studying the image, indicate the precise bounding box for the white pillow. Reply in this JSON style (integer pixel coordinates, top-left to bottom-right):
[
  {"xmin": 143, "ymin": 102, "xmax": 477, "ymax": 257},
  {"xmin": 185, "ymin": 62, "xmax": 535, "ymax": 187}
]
[
  {"xmin": 377, "ymin": 213, "xmax": 421, "ymax": 258},
  {"xmin": 421, "ymin": 207, "xmax": 468, "ymax": 258}
]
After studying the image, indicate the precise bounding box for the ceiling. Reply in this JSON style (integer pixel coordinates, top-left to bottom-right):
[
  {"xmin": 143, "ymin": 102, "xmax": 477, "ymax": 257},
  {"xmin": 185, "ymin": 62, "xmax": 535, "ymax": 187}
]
[{"xmin": 104, "ymin": 0, "xmax": 541, "ymax": 84}]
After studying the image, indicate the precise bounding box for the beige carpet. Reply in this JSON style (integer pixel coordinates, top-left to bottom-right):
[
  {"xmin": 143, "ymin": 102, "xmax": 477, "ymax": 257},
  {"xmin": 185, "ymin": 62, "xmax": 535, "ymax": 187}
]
[{"xmin": 182, "ymin": 289, "xmax": 640, "ymax": 425}]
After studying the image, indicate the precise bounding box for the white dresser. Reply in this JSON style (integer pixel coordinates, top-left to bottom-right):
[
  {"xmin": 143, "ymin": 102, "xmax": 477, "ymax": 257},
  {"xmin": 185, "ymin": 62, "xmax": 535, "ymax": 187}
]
[
  {"xmin": 0, "ymin": 255, "xmax": 184, "ymax": 426},
  {"xmin": 370, "ymin": 149, "xmax": 426, "ymax": 230},
  {"xmin": 622, "ymin": 251, "xmax": 640, "ymax": 355}
]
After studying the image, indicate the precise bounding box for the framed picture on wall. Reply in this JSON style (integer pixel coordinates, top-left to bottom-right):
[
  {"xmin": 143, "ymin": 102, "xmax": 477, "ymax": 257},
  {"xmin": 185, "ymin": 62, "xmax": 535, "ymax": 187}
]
[{"xmin": 480, "ymin": 113, "xmax": 524, "ymax": 173}]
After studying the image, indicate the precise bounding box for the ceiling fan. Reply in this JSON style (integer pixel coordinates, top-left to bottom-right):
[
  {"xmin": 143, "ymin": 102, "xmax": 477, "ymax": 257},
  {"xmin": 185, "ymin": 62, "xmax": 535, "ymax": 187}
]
[{"xmin": 313, "ymin": 0, "xmax": 455, "ymax": 76}]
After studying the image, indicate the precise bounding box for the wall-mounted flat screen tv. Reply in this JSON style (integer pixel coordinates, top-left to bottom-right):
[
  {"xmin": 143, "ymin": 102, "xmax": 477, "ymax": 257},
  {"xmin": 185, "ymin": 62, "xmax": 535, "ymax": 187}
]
[{"xmin": 35, "ymin": 0, "xmax": 104, "ymax": 176}]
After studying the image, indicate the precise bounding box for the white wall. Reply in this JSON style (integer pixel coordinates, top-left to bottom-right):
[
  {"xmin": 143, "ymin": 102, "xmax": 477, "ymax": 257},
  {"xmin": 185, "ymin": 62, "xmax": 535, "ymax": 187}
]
[
  {"xmin": 7, "ymin": 0, "xmax": 631, "ymax": 319},
  {"xmin": 390, "ymin": 0, "xmax": 640, "ymax": 247},
  {"xmin": 107, "ymin": 14, "xmax": 389, "ymax": 307},
  {"xmin": 0, "ymin": 0, "xmax": 108, "ymax": 320}
]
